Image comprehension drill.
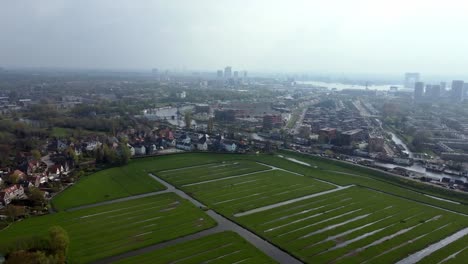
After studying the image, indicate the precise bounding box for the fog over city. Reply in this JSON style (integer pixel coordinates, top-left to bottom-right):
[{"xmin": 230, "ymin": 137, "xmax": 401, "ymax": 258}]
[{"xmin": 2, "ymin": 0, "xmax": 468, "ymax": 76}]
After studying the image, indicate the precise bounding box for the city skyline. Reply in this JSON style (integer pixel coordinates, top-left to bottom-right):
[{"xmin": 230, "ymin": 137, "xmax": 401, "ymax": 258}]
[{"xmin": 2, "ymin": 0, "xmax": 468, "ymax": 76}]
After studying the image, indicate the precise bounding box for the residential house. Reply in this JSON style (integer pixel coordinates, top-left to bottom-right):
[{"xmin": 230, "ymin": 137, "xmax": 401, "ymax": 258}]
[
  {"xmin": 26, "ymin": 160, "xmax": 40, "ymax": 175},
  {"xmin": 134, "ymin": 144, "xmax": 146, "ymax": 156},
  {"xmin": 0, "ymin": 185, "xmax": 25, "ymax": 206},
  {"xmin": 127, "ymin": 144, "xmax": 136, "ymax": 156},
  {"xmin": 223, "ymin": 140, "xmax": 237, "ymax": 152},
  {"xmin": 85, "ymin": 141, "xmax": 102, "ymax": 152},
  {"xmin": 176, "ymin": 134, "xmax": 193, "ymax": 151},
  {"xmin": 48, "ymin": 139, "xmax": 68, "ymax": 153},
  {"xmin": 149, "ymin": 144, "xmax": 158, "ymax": 154},
  {"xmin": 197, "ymin": 134, "xmax": 209, "ymax": 151},
  {"xmin": 27, "ymin": 174, "xmax": 48, "ymax": 187},
  {"xmin": 47, "ymin": 164, "xmax": 68, "ymax": 180}
]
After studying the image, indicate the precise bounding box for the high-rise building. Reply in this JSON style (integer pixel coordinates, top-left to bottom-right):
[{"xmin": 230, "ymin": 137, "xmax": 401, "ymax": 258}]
[
  {"xmin": 451, "ymin": 80, "xmax": 465, "ymax": 102},
  {"xmin": 440, "ymin": 82, "xmax": 447, "ymax": 91},
  {"xmin": 430, "ymin": 84, "xmax": 441, "ymax": 99},
  {"xmin": 425, "ymin": 85, "xmax": 432, "ymax": 97},
  {"xmin": 464, "ymin": 83, "xmax": 468, "ymax": 100},
  {"xmin": 216, "ymin": 70, "xmax": 223, "ymax": 78},
  {"xmin": 414, "ymin": 82, "xmax": 424, "ymax": 101},
  {"xmin": 243, "ymin": 71, "xmax": 248, "ymax": 78},
  {"xmin": 233, "ymin": 71, "xmax": 239, "ymax": 79},
  {"xmin": 224, "ymin": 66, "xmax": 232, "ymax": 79},
  {"xmin": 405, "ymin": 72, "xmax": 420, "ymax": 89}
]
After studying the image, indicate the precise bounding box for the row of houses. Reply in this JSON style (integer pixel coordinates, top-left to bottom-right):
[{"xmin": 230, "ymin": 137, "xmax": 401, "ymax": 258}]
[
  {"xmin": 175, "ymin": 133, "xmax": 237, "ymax": 152},
  {"xmin": 0, "ymin": 185, "xmax": 25, "ymax": 206},
  {"xmin": 127, "ymin": 132, "xmax": 239, "ymax": 155},
  {"xmin": 0, "ymin": 162, "xmax": 71, "ymax": 207}
]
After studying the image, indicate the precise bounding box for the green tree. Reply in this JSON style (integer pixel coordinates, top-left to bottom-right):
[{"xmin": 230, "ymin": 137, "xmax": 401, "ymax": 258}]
[
  {"xmin": 184, "ymin": 110, "xmax": 192, "ymax": 130},
  {"xmin": 31, "ymin": 150, "xmax": 41, "ymax": 161},
  {"xmin": 5, "ymin": 205, "xmax": 22, "ymax": 222},
  {"xmin": 27, "ymin": 187, "xmax": 46, "ymax": 207},
  {"xmin": 5, "ymin": 250, "xmax": 49, "ymax": 264},
  {"xmin": 48, "ymin": 226, "xmax": 69, "ymax": 262},
  {"xmin": 207, "ymin": 117, "xmax": 214, "ymax": 134},
  {"xmin": 7, "ymin": 173, "xmax": 21, "ymax": 184},
  {"xmin": 116, "ymin": 143, "xmax": 131, "ymax": 165}
]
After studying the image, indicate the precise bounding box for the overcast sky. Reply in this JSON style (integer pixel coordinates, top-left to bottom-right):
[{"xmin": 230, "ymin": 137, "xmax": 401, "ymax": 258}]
[{"xmin": 1, "ymin": 0, "xmax": 468, "ymax": 75}]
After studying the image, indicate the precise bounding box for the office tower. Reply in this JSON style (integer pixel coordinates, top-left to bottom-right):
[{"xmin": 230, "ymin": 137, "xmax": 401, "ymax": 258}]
[
  {"xmin": 216, "ymin": 70, "xmax": 223, "ymax": 78},
  {"xmin": 451, "ymin": 80, "xmax": 465, "ymax": 102},
  {"xmin": 414, "ymin": 82, "xmax": 424, "ymax": 101},
  {"xmin": 224, "ymin": 66, "xmax": 232, "ymax": 79},
  {"xmin": 431, "ymin": 84, "xmax": 441, "ymax": 99},
  {"xmin": 405, "ymin": 72, "xmax": 420, "ymax": 89},
  {"xmin": 233, "ymin": 71, "xmax": 239, "ymax": 78}
]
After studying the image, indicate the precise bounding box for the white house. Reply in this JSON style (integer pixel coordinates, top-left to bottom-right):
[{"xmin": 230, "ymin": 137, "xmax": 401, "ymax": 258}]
[
  {"xmin": 127, "ymin": 144, "xmax": 135, "ymax": 156},
  {"xmin": 0, "ymin": 185, "xmax": 25, "ymax": 206},
  {"xmin": 176, "ymin": 134, "xmax": 193, "ymax": 151},
  {"xmin": 86, "ymin": 141, "xmax": 102, "ymax": 151},
  {"xmin": 134, "ymin": 145, "xmax": 146, "ymax": 155},
  {"xmin": 197, "ymin": 134, "xmax": 208, "ymax": 151},
  {"xmin": 223, "ymin": 140, "xmax": 237, "ymax": 152}
]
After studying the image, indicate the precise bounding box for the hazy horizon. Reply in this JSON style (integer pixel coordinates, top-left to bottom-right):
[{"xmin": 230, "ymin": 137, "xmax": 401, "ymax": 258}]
[{"xmin": 2, "ymin": 1, "xmax": 468, "ymax": 76}]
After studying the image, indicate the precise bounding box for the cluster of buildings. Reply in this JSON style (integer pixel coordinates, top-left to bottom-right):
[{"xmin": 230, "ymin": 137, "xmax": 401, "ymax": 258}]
[
  {"xmin": 414, "ymin": 80, "xmax": 467, "ymax": 103},
  {"xmin": 301, "ymin": 99, "xmax": 370, "ymax": 146},
  {"xmin": 0, "ymin": 159, "xmax": 71, "ymax": 208}
]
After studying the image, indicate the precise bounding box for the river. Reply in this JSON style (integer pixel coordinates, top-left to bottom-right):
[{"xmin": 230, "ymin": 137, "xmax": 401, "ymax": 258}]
[{"xmin": 296, "ymin": 81, "xmax": 406, "ymax": 91}]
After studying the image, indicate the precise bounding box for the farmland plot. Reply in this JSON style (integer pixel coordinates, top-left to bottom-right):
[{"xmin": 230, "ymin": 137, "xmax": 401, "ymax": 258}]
[
  {"xmin": 160, "ymin": 165, "xmax": 337, "ymax": 215},
  {"xmin": 115, "ymin": 231, "xmax": 277, "ymax": 264},
  {"xmin": 0, "ymin": 193, "xmax": 216, "ymax": 263},
  {"xmin": 237, "ymin": 187, "xmax": 468, "ymax": 263},
  {"xmin": 157, "ymin": 160, "xmax": 270, "ymax": 186}
]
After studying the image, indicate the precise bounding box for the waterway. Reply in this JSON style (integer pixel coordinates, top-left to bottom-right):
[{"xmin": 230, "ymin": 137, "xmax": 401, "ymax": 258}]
[
  {"xmin": 379, "ymin": 132, "xmax": 467, "ymax": 183},
  {"xmin": 296, "ymin": 81, "xmax": 406, "ymax": 91}
]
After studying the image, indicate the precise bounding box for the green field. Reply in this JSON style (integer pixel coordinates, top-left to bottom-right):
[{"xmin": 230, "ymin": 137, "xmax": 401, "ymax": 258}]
[
  {"xmin": 8, "ymin": 152, "xmax": 468, "ymax": 263},
  {"xmin": 0, "ymin": 193, "xmax": 216, "ymax": 263},
  {"xmin": 418, "ymin": 233, "xmax": 468, "ymax": 264},
  {"xmin": 157, "ymin": 161, "xmax": 336, "ymax": 215},
  {"xmin": 115, "ymin": 231, "xmax": 277, "ymax": 264},
  {"xmin": 236, "ymin": 186, "xmax": 467, "ymax": 263},
  {"xmin": 51, "ymin": 127, "xmax": 70, "ymax": 138},
  {"xmin": 267, "ymin": 151, "xmax": 468, "ymax": 215},
  {"xmin": 52, "ymin": 153, "xmax": 246, "ymax": 211},
  {"xmin": 53, "ymin": 152, "xmax": 468, "ymax": 214},
  {"xmin": 157, "ymin": 160, "xmax": 270, "ymax": 186},
  {"xmin": 51, "ymin": 127, "xmax": 106, "ymax": 138},
  {"xmin": 52, "ymin": 166, "xmax": 166, "ymax": 211}
]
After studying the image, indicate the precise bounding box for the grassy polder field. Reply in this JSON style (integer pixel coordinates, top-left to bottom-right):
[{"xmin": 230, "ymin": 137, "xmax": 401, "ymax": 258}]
[
  {"xmin": 115, "ymin": 231, "xmax": 277, "ymax": 264},
  {"xmin": 236, "ymin": 186, "xmax": 467, "ymax": 263},
  {"xmin": 54, "ymin": 152, "xmax": 468, "ymax": 213},
  {"xmin": 156, "ymin": 160, "xmax": 270, "ymax": 186},
  {"xmin": 8, "ymin": 152, "xmax": 468, "ymax": 263},
  {"xmin": 157, "ymin": 162, "xmax": 336, "ymax": 215},
  {"xmin": 0, "ymin": 193, "xmax": 216, "ymax": 263},
  {"xmin": 418, "ymin": 233, "xmax": 468, "ymax": 264},
  {"xmin": 52, "ymin": 153, "xmax": 246, "ymax": 211}
]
